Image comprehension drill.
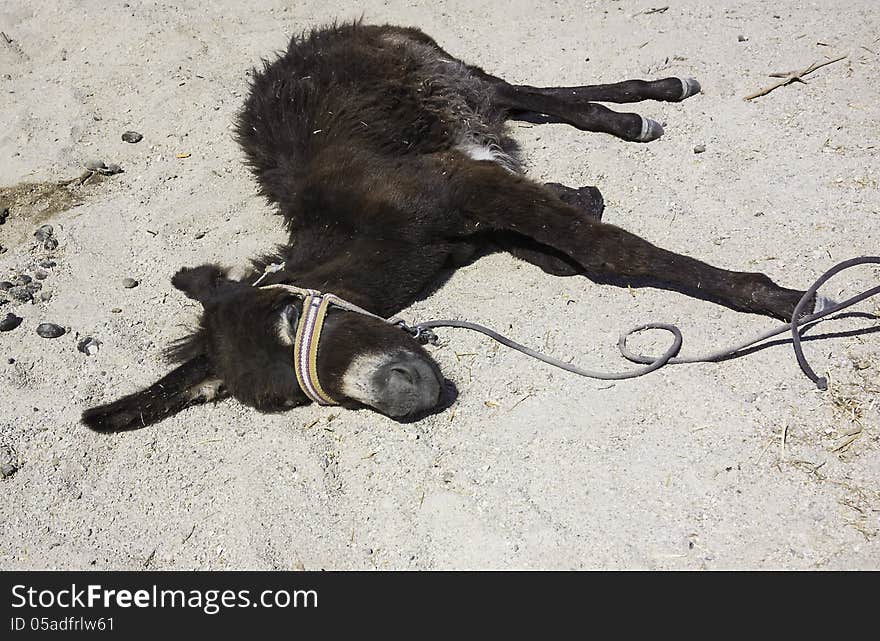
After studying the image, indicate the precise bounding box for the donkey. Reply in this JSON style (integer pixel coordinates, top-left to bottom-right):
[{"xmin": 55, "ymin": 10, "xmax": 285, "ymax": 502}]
[{"xmin": 82, "ymin": 22, "xmax": 827, "ymax": 430}]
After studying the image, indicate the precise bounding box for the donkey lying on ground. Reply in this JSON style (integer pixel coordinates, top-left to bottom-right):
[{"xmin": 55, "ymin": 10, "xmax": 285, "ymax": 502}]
[{"xmin": 83, "ymin": 22, "xmax": 827, "ymax": 429}]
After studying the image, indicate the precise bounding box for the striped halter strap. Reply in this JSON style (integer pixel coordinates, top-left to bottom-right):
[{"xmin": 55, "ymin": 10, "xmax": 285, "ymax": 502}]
[{"xmin": 258, "ymin": 281, "xmax": 406, "ymax": 406}]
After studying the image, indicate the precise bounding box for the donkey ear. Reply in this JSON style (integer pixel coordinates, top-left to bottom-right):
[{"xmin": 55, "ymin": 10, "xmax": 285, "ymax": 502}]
[
  {"xmin": 171, "ymin": 264, "xmax": 230, "ymax": 303},
  {"xmin": 82, "ymin": 355, "xmax": 225, "ymax": 431}
]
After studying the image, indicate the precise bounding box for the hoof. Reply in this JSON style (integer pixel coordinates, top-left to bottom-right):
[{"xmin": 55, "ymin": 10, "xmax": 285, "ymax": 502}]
[
  {"xmin": 635, "ymin": 117, "xmax": 664, "ymax": 142},
  {"xmin": 678, "ymin": 77, "xmax": 702, "ymax": 100},
  {"xmin": 812, "ymin": 294, "xmax": 838, "ymax": 315}
]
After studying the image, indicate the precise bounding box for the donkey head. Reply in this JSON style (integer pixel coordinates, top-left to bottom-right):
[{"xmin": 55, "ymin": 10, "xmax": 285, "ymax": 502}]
[{"xmin": 82, "ymin": 265, "xmax": 443, "ymax": 431}]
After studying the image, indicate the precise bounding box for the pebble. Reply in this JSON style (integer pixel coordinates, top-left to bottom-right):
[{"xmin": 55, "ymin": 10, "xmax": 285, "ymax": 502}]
[
  {"xmin": 100, "ymin": 163, "xmax": 123, "ymax": 175},
  {"xmin": 38, "ymin": 260, "xmax": 56, "ymax": 269},
  {"xmin": 0, "ymin": 207, "xmax": 8, "ymax": 225},
  {"xmin": 194, "ymin": 231, "xmax": 206, "ymax": 239},
  {"xmin": 34, "ymin": 269, "xmax": 48, "ymax": 280},
  {"xmin": 39, "ymin": 290, "xmax": 53, "ymax": 302},
  {"xmin": 122, "ymin": 130, "xmax": 143, "ymax": 144},
  {"xmin": 43, "ymin": 237, "xmax": 59, "ymax": 251},
  {"xmin": 0, "ymin": 313, "xmax": 23, "ymax": 332},
  {"xmin": 0, "ymin": 445, "xmax": 18, "ymax": 478},
  {"xmin": 34, "ymin": 225, "xmax": 54, "ymax": 243},
  {"xmin": 122, "ymin": 277, "xmax": 139, "ymax": 289},
  {"xmin": 693, "ymin": 144, "xmax": 707, "ymax": 154},
  {"xmin": 85, "ymin": 160, "xmax": 123, "ymax": 176},
  {"xmin": 8, "ymin": 286, "xmax": 33, "ymax": 303},
  {"xmin": 15, "ymin": 274, "xmax": 32, "ymax": 285},
  {"xmin": 36, "ymin": 322, "xmax": 65, "ymax": 338},
  {"xmin": 77, "ymin": 337, "xmax": 101, "ymax": 356},
  {"xmin": 0, "ymin": 281, "xmax": 13, "ymax": 291},
  {"xmin": 26, "ymin": 281, "xmax": 42, "ymax": 294},
  {"xmin": 738, "ymin": 34, "xmax": 749, "ymax": 42}
]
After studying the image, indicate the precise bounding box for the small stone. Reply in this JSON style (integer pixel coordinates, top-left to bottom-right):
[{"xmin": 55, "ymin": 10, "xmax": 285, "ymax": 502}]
[
  {"xmin": 39, "ymin": 259, "xmax": 56, "ymax": 268},
  {"xmin": 9, "ymin": 286, "xmax": 32, "ymax": 303},
  {"xmin": 39, "ymin": 290, "xmax": 53, "ymax": 302},
  {"xmin": 34, "ymin": 224, "xmax": 54, "ymax": 242},
  {"xmin": 34, "ymin": 269, "xmax": 48, "ymax": 280},
  {"xmin": 25, "ymin": 281, "xmax": 42, "ymax": 294},
  {"xmin": 0, "ymin": 246, "xmax": 6, "ymax": 255},
  {"xmin": 85, "ymin": 159, "xmax": 107, "ymax": 172},
  {"xmin": 0, "ymin": 281, "xmax": 13, "ymax": 291},
  {"xmin": 43, "ymin": 237, "xmax": 59, "ymax": 251},
  {"xmin": 122, "ymin": 130, "xmax": 143, "ymax": 144},
  {"xmin": 738, "ymin": 34, "xmax": 749, "ymax": 42},
  {"xmin": 122, "ymin": 277, "xmax": 139, "ymax": 289},
  {"xmin": 1, "ymin": 461, "xmax": 17, "ymax": 478},
  {"xmin": 0, "ymin": 313, "xmax": 23, "ymax": 332},
  {"xmin": 693, "ymin": 144, "xmax": 707, "ymax": 154},
  {"xmin": 0, "ymin": 207, "xmax": 8, "ymax": 225},
  {"xmin": 15, "ymin": 274, "xmax": 32, "ymax": 286},
  {"xmin": 0, "ymin": 445, "xmax": 18, "ymax": 478},
  {"xmin": 36, "ymin": 322, "xmax": 65, "ymax": 338},
  {"xmin": 111, "ymin": 307, "xmax": 122, "ymax": 314},
  {"xmin": 194, "ymin": 231, "xmax": 206, "ymax": 239},
  {"xmin": 99, "ymin": 163, "xmax": 123, "ymax": 176},
  {"xmin": 77, "ymin": 337, "xmax": 102, "ymax": 356}
]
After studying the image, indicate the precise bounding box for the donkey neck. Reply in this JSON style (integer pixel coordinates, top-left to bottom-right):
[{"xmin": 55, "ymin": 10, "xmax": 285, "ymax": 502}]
[{"xmin": 258, "ymin": 240, "xmax": 427, "ymax": 319}]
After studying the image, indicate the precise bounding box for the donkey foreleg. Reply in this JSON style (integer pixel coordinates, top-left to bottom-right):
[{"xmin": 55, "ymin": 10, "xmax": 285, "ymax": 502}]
[{"xmin": 508, "ymin": 77, "xmax": 701, "ymax": 105}]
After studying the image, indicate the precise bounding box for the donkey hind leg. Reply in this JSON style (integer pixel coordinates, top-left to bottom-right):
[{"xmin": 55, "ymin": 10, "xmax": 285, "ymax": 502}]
[
  {"xmin": 500, "ymin": 183, "xmax": 605, "ymax": 277},
  {"xmin": 544, "ymin": 183, "xmax": 604, "ymax": 221},
  {"xmin": 500, "ymin": 234, "xmax": 583, "ymax": 277},
  {"xmin": 456, "ymin": 164, "xmax": 811, "ymax": 321}
]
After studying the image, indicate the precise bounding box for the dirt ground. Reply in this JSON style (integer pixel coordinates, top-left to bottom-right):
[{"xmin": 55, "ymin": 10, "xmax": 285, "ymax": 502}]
[{"xmin": 1, "ymin": 0, "xmax": 878, "ymax": 570}]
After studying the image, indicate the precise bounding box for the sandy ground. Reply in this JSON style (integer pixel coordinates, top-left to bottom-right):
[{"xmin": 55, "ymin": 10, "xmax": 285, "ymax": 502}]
[{"xmin": 1, "ymin": 0, "xmax": 878, "ymax": 570}]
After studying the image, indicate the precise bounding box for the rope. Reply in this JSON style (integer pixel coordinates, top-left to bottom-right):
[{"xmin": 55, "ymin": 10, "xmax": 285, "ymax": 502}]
[{"xmin": 408, "ymin": 256, "xmax": 880, "ymax": 389}]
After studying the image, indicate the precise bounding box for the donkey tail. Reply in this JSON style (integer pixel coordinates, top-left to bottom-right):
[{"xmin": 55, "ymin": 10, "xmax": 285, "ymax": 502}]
[{"xmin": 82, "ymin": 355, "xmax": 222, "ymax": 431}]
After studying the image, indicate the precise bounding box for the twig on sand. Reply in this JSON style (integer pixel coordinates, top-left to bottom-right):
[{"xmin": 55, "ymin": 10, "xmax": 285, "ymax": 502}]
[
  {"xmin": 182, "ymin": 523, "xmax": 197, "ymax": 544},
  {"xmin": 744, "ymin": 54, "xmax": 848, "ymax": 100},
  {"xmin": 636, "ymin": 6, "xmax": 669, "ymax": 16},
  {"xmin": 1, "ymin": 32, "xmax": 12, "ymax": 45}
]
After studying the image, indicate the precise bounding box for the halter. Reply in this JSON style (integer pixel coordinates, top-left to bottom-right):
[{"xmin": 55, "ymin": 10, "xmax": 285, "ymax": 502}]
[{"xmin": 254, "ymin": 264, "xmax": 423, "ymax": 405}]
